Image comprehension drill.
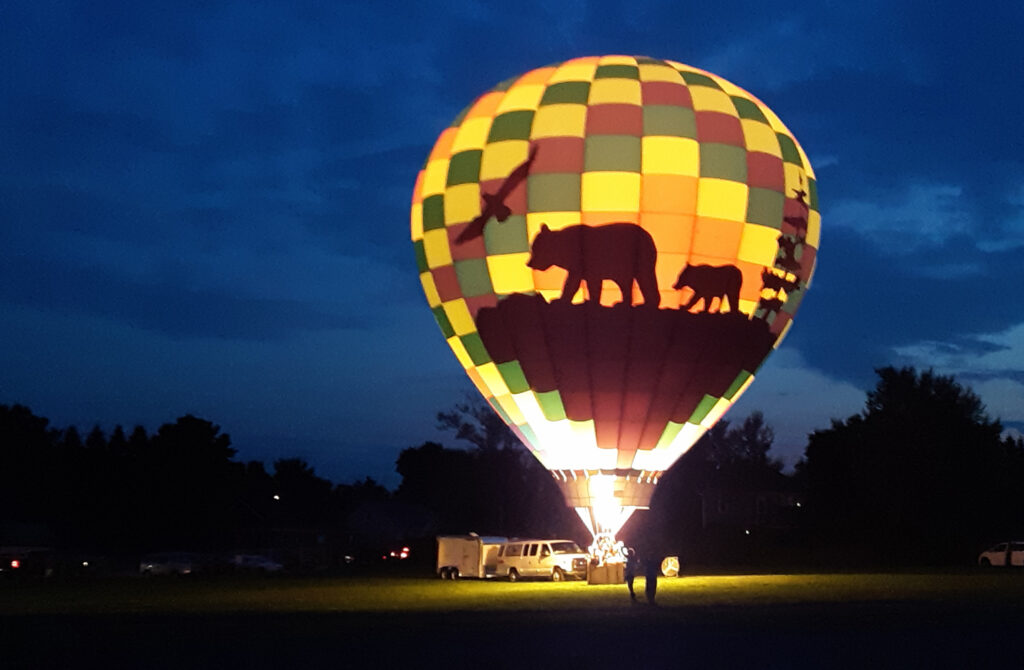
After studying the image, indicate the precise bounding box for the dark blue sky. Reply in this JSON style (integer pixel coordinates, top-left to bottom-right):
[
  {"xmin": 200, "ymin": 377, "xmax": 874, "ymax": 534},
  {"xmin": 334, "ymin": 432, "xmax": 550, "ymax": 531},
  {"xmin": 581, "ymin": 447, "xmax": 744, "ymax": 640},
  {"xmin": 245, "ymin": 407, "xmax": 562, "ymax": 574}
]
[{"xmin": 3, "ymin": 1, "xmax": 1023, "ymax": 487}]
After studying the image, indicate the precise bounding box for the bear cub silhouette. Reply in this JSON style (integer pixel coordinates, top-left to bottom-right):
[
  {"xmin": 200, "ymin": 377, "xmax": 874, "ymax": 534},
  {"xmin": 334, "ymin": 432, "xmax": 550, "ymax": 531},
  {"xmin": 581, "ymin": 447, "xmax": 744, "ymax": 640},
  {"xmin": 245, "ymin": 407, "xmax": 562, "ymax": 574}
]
[
  {"xmin": 673, "ymin": 264, "xmax": 743, "ymax": 314},
  {"xmin": 527, "ymin": 223, "xmax": 659, "ymax": 306}
]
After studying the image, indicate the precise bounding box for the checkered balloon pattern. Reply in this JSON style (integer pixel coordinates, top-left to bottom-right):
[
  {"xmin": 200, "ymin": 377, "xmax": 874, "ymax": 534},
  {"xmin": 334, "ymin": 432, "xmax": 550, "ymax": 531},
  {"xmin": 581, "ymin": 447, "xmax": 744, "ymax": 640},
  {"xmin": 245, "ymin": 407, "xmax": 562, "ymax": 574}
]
[{"xmin": 411, "ymin": 55, "xmax": 818, "ymax": 501}]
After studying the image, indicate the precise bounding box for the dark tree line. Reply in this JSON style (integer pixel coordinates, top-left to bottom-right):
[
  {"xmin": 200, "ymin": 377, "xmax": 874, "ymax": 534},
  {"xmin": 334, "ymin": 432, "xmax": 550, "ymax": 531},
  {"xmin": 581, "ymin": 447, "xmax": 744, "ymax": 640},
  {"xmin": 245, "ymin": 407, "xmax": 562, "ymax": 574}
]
[
  {"xmin": 0, "ymin": 407, "xmax": 389, "ymax": 556},
  {"xmin": 3, "ymin": 365, "xmax": 1022, "ymax": 568}
]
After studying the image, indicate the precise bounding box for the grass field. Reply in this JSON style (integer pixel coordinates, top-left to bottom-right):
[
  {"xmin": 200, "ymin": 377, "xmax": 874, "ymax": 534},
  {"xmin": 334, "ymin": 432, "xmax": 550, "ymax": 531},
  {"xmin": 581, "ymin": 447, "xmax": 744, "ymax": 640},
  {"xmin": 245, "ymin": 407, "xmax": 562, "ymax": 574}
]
[
  {"xmin": 4, "ymin": 570, "xmax": 1024, "ymax": 615},
  {"xmin": 4, "ymin": 571, "xmax": 1024, "ymax": 669}
]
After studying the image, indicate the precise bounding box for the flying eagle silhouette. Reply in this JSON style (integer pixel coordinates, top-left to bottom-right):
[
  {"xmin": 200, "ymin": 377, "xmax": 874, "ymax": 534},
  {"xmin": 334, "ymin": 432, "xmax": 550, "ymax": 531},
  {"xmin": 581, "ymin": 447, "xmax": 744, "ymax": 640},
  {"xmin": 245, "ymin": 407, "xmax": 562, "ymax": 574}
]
[{"xmin": 455, "ymin": 145, "xmax": 538, "ymax": 244}]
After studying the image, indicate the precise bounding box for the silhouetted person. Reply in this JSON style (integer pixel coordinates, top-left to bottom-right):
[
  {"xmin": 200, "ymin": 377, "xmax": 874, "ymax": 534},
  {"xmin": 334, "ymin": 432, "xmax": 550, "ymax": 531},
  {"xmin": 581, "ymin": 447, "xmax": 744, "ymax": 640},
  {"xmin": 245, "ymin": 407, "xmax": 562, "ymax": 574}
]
[
  {"xmin": 644, "ymin": 552, "xmax": 660, "ymax": 605},
  {"xmin": 624, "ymin": 547, "xmax": 638, "ymax": 602}
]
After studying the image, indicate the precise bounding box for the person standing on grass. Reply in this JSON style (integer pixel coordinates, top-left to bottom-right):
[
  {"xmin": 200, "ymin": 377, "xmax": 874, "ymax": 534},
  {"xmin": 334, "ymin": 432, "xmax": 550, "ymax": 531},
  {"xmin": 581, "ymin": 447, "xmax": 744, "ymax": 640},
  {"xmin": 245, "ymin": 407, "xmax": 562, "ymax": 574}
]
[
  {"xmin": 644, "ymin": 551, "xmax": 660, "ymax": 605},
  {"xmin": 624, "ymin": 547, "xmax": 638, "ymax": 601}
]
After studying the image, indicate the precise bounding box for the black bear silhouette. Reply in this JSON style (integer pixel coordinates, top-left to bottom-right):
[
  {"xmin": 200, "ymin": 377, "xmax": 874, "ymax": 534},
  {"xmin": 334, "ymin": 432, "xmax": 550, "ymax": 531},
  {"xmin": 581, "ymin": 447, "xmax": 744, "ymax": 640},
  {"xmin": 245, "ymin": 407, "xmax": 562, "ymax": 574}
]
[
  {"xmin": 673, "ymin": 264, "xmax": 743, "ymax": 314},
  {"xmin": 527, "ymin": 223, "xmax": 659, "ymax": 306}
]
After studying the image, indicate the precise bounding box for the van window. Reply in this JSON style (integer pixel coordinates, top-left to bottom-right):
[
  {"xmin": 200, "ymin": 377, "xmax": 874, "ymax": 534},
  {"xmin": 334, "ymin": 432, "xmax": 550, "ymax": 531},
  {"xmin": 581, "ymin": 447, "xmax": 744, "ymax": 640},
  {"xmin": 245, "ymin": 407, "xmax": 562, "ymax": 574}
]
[
  {"xmin": 527, "ymin": 544, "xmax": 538, "ymax": 556},
  {"xmin": 506, "ymin": 543, "xmax": 523, "ymax": 557},
  {"xmin": 550, "ymin": 542, "xmax": 583, "ymax": 554},
  {"xmin": 541, "ymin": 545, "xmax": 551, "ymax": 557}
]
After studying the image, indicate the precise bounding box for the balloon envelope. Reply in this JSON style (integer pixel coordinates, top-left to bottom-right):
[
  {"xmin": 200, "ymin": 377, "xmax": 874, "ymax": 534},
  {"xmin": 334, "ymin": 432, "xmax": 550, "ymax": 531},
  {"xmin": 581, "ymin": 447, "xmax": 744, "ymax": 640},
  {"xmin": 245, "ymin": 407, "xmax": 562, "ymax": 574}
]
[{"xmin": 411, "ymin": 55, "xmax": 819, "ymax": 536}]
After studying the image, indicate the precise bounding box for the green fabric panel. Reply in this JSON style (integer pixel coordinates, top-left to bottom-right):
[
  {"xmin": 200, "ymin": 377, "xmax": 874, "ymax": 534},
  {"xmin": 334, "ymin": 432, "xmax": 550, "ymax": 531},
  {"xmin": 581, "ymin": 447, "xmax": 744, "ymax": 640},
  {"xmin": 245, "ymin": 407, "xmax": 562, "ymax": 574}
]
[
  {"xmin": 783, "ymin": 287, "xmax": 805, "ymax": 312},
  {"xmin": 654, "ymin": 421, "xmax": 684, "ymax": 449},
  {"xmin": 594, "ymin": 64, "xmax": 639, "ymax": 79},
  {"xmin": 432, "ymin": 305, "xmax": 455, "ymax": 338},
  {"xmin": 519, "ymin": 423, "xmax": 538, "ymax": 448},
  {"xmin": 731, "ymin": 96, "xmax": 768, "ymax": 123},
  {"xmin": 497, "ymin": 360, "xmax": 530, "ymax": 394},
  {"xmin": 635, "ymin": 56, "xmax": 666, "ymax": 65},
  {"xmin": 484, "ymin": 214, "xmax": 529, "ymax": 254},
  {"xmin": 413, "ymin": 240, "xmax": 428, "ymax": 273},
  {"xmin": 724, "ymin": 370, "xmax": 752, "ymax": 399},
  {"xmin": 777, "ymin": 133, "xmax": 803, "ymax": 166},
  {"xmin": 461, "ymin": 332, "xmax": 492, "ymax": 366},
  {"xmin": 699, "ymin": 143, "xmax": 747, "ymax": 181},
  {"xmin": 541, "ymin": 81, "xmax": 591, "ymax": 105},
  {"xmin": 679, "ymin": 71, "xmax": 720, "ymax": 88},
  {"xmin": 536, "ymin": 389, "xmax": 567, "ymax": 421},
  {"xmin": 491, "ymin": 399, "xmax": 514, "ymax": 426},
  {"xmin": 808, "ymin": 177, "xmax": 819, "ymax": 211},
  {"xmin": 584, "ymin": 135, "xmax": 642, "ymax": 172},
  {"xmin": 422, "ymin": 194, "xmax": 445, "ymax": 231},
  {"xmin": 527, "ymin": 173, "xmax": 581, "ymax": 212},
  {"xmin": 643, "ymin": 105, "xmax": 697, "ymax": 138},
  {"xmin": 446, "ymin": 150, "xmax": 482, "ymax": 186},
  {"xmin": 487, "ymin": 110, "xmax": 535, "ymax": 142},
  {"xmin": 688, "ymin": 394, "xmax": 719, "ymax": 424},
  {"xmin": 746, "ymin": 187, "xmax": 785, "ymax": 228},
  {"xmin": 454, "ymin": 258, "xmax": 494, "ymax": 298}
]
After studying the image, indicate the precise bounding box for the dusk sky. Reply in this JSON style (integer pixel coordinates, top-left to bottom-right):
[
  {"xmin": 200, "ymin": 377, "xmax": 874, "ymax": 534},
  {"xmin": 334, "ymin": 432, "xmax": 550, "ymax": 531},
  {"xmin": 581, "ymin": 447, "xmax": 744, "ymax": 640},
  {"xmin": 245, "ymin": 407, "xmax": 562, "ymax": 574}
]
[{"xmin": 3, "ymin": 1, "xmax": 1023, "ymax": 488}]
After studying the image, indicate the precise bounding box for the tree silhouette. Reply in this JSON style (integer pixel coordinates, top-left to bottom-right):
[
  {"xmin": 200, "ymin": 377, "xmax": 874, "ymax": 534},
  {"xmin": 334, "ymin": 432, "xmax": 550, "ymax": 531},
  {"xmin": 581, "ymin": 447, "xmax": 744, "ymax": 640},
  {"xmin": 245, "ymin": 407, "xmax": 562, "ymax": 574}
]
[{"xmin": 802, "ymin": 366, "xmax": 1024, "ymax": 565}]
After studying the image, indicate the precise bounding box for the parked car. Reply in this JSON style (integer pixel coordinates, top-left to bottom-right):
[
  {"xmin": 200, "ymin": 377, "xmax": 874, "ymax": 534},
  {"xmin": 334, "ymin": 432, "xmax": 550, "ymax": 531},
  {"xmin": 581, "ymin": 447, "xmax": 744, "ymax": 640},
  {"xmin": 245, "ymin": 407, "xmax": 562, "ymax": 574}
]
[
  {"xmin": 139, "ymin": 552, "xmax": 199, "ymax": 576},
  {"xmin": 230, "ymin": 554, "xmax": 284, "ymax": 573},
  {"xmin": 978, "ymin": 542, "xmax": 1024, "ymax": 567}
]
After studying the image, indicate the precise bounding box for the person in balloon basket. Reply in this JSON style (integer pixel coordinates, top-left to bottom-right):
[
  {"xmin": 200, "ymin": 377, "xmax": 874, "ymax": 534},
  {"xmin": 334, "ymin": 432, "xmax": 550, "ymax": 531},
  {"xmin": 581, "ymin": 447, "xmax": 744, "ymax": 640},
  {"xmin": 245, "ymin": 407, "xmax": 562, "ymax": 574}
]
[{"xmin": 624, "ymin": 547, "xmax": 638, "ymax": 602}]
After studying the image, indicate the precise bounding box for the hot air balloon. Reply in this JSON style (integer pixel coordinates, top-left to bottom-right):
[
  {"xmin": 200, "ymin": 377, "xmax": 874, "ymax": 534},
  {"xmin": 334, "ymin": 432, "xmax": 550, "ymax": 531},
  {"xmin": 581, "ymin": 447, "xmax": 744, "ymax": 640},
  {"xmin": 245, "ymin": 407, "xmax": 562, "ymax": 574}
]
[{"xmin": 410, "ymin": 55, "xmax": 819, "ymax": 549}]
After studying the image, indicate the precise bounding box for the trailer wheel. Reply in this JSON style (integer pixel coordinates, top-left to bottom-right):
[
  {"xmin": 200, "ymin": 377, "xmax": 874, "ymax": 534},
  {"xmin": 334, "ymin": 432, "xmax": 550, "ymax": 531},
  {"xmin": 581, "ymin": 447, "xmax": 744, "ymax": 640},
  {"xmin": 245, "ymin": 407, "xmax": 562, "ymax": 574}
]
[
  {"xmin": 551, "ymin": 567, "xmax": 565, "ymax": 582},
  {"xmin": 450, "ymin": 568, "xmax": 459, "ymax": 580},
  {"xmin": 507, "ymin": 568, "xmax": 520, "ymax": 582},
  {"xmin": 439, "ymin": 567, "xmax": 449, "ymax": 579}
]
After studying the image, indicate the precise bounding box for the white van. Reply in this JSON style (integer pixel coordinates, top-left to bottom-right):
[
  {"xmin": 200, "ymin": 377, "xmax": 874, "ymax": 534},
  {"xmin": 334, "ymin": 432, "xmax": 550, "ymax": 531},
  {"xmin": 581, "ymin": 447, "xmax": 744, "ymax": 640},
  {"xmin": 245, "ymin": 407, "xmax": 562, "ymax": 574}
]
[{"xmin": 495, "ymin": 539, "xmax": 589, "ymax": 581}]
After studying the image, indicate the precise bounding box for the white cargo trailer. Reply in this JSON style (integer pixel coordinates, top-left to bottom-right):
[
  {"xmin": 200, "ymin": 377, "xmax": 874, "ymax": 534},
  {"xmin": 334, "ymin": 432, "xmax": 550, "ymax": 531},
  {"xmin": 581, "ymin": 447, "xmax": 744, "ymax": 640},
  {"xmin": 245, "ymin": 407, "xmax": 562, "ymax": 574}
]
[{"xmin": 436, "ymin": 534, "xmax": 507, "ymax": 579}]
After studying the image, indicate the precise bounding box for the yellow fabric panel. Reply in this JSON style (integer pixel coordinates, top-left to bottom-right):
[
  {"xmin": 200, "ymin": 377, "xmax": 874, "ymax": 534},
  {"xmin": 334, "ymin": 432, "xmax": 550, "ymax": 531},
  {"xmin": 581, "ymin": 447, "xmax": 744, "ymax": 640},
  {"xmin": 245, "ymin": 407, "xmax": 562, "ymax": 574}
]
[
  {"xmin": 716, "ymin": 77, "xmax": 753, "ymax": 99},
  {"xmin": 463, "ymin": 368, "xmax": 493, "ymax": 404},
  {"xmin": 638, "ymin": 63, "xmax": 684, "ymax": 82},
  {"xmin": 446, "ymin": 334, "xmax": 474, "ymax": 370},
  {"xmin": 450, "ymin": 116, "xmax": 492, "ymax": 153},
  {"xmin": 599, "ymin": 55, "xmax": 637, "ymax": 65},
  {"xmin": 691, "ymin": 216, "xmax": 745, "ymax": 259},
  {"xmin": 486, "ymin": 253, "xmax": 534, "ymax": 294},
  {"xmin": 496, "ymin": 83, "xmax": 545, "ymax": 114},
  {"xmin": 641, "ymin": 136, "xmax": 699, "ymax": 175},
  {"xmin": 741, "ymin": 119, "xmax": 782, "ymax": 156},
  {"xmin": 531, "ymin": 103, "xmax": 587, "ymax": 138},
  {"xmin": 422, "ymin": 158, "xmax": 450, "ymax": 197},
  {"xmin": 410, "ymin": 201, "xmax": 423, "ymax": 241},
  {"xmin": 548, "ymin": 59, "xmax": 599, "ymax": 83},
  {"xmin": 419, "ymin": 271, "xmax": 441, "ymax": 307},
  {"xmin": 444, "ymin": 183, "xmax": 481, "ymax": 225},
  {"xmin": 642, "ymin": 212, "xmax": 694, "ymax": 255},
  {"xmin": 588, "ymin": 78, "xmax": 642, "ymax": 105},
  {"xmin": 582, "ymin": 172, "xmax": 642, "ymax": 212},
  {"xmin": 422, "ymin": 228, "xmax": 453, "ymax": 269},
  {"xmin": 526, "ymin": 211, "xmax": 582, "ymax": 236},
  {"xmin": 441, "ymin": 298, "xmax": 476, "ymax": 336},
  {"xmin": 737, "ymin": 223, "xmax": 782, "ymax": 266},
  {"xmin": 696, "ymin": 178, "xmax": 748, "ymax": 221},
  {"xmin": 758, "ymin": 102, "xmax": 793, "ymax": 137},
  {"xmin": 480, "ymin": 140, "xmax": 530, "ymax": 181},
  {"xmin": 784, "ymin": 164, "xmax": 807, "ymax": 194},
  {"xmin": 475, "ymin": 361, "xmax": 511, "ymax": 397},
  {"xmin": 688, "ymin": 86, "xmax": 736, "ymax": 114},
  {"xmin": 494, "ymin": 393, "xmax": 527, "ymax": 426},
  {"xmin": 806, "ymin": 210, "xmax": 822, "ymax": 247}
]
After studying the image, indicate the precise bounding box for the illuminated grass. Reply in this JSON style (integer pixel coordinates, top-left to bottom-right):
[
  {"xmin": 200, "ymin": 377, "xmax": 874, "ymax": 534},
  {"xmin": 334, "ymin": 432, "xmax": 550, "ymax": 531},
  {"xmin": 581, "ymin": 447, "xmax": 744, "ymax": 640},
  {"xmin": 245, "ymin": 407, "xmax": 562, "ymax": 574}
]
[{"xmin": 4, "ymin": 572, "xmax": 1024, "ymax": 616}]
